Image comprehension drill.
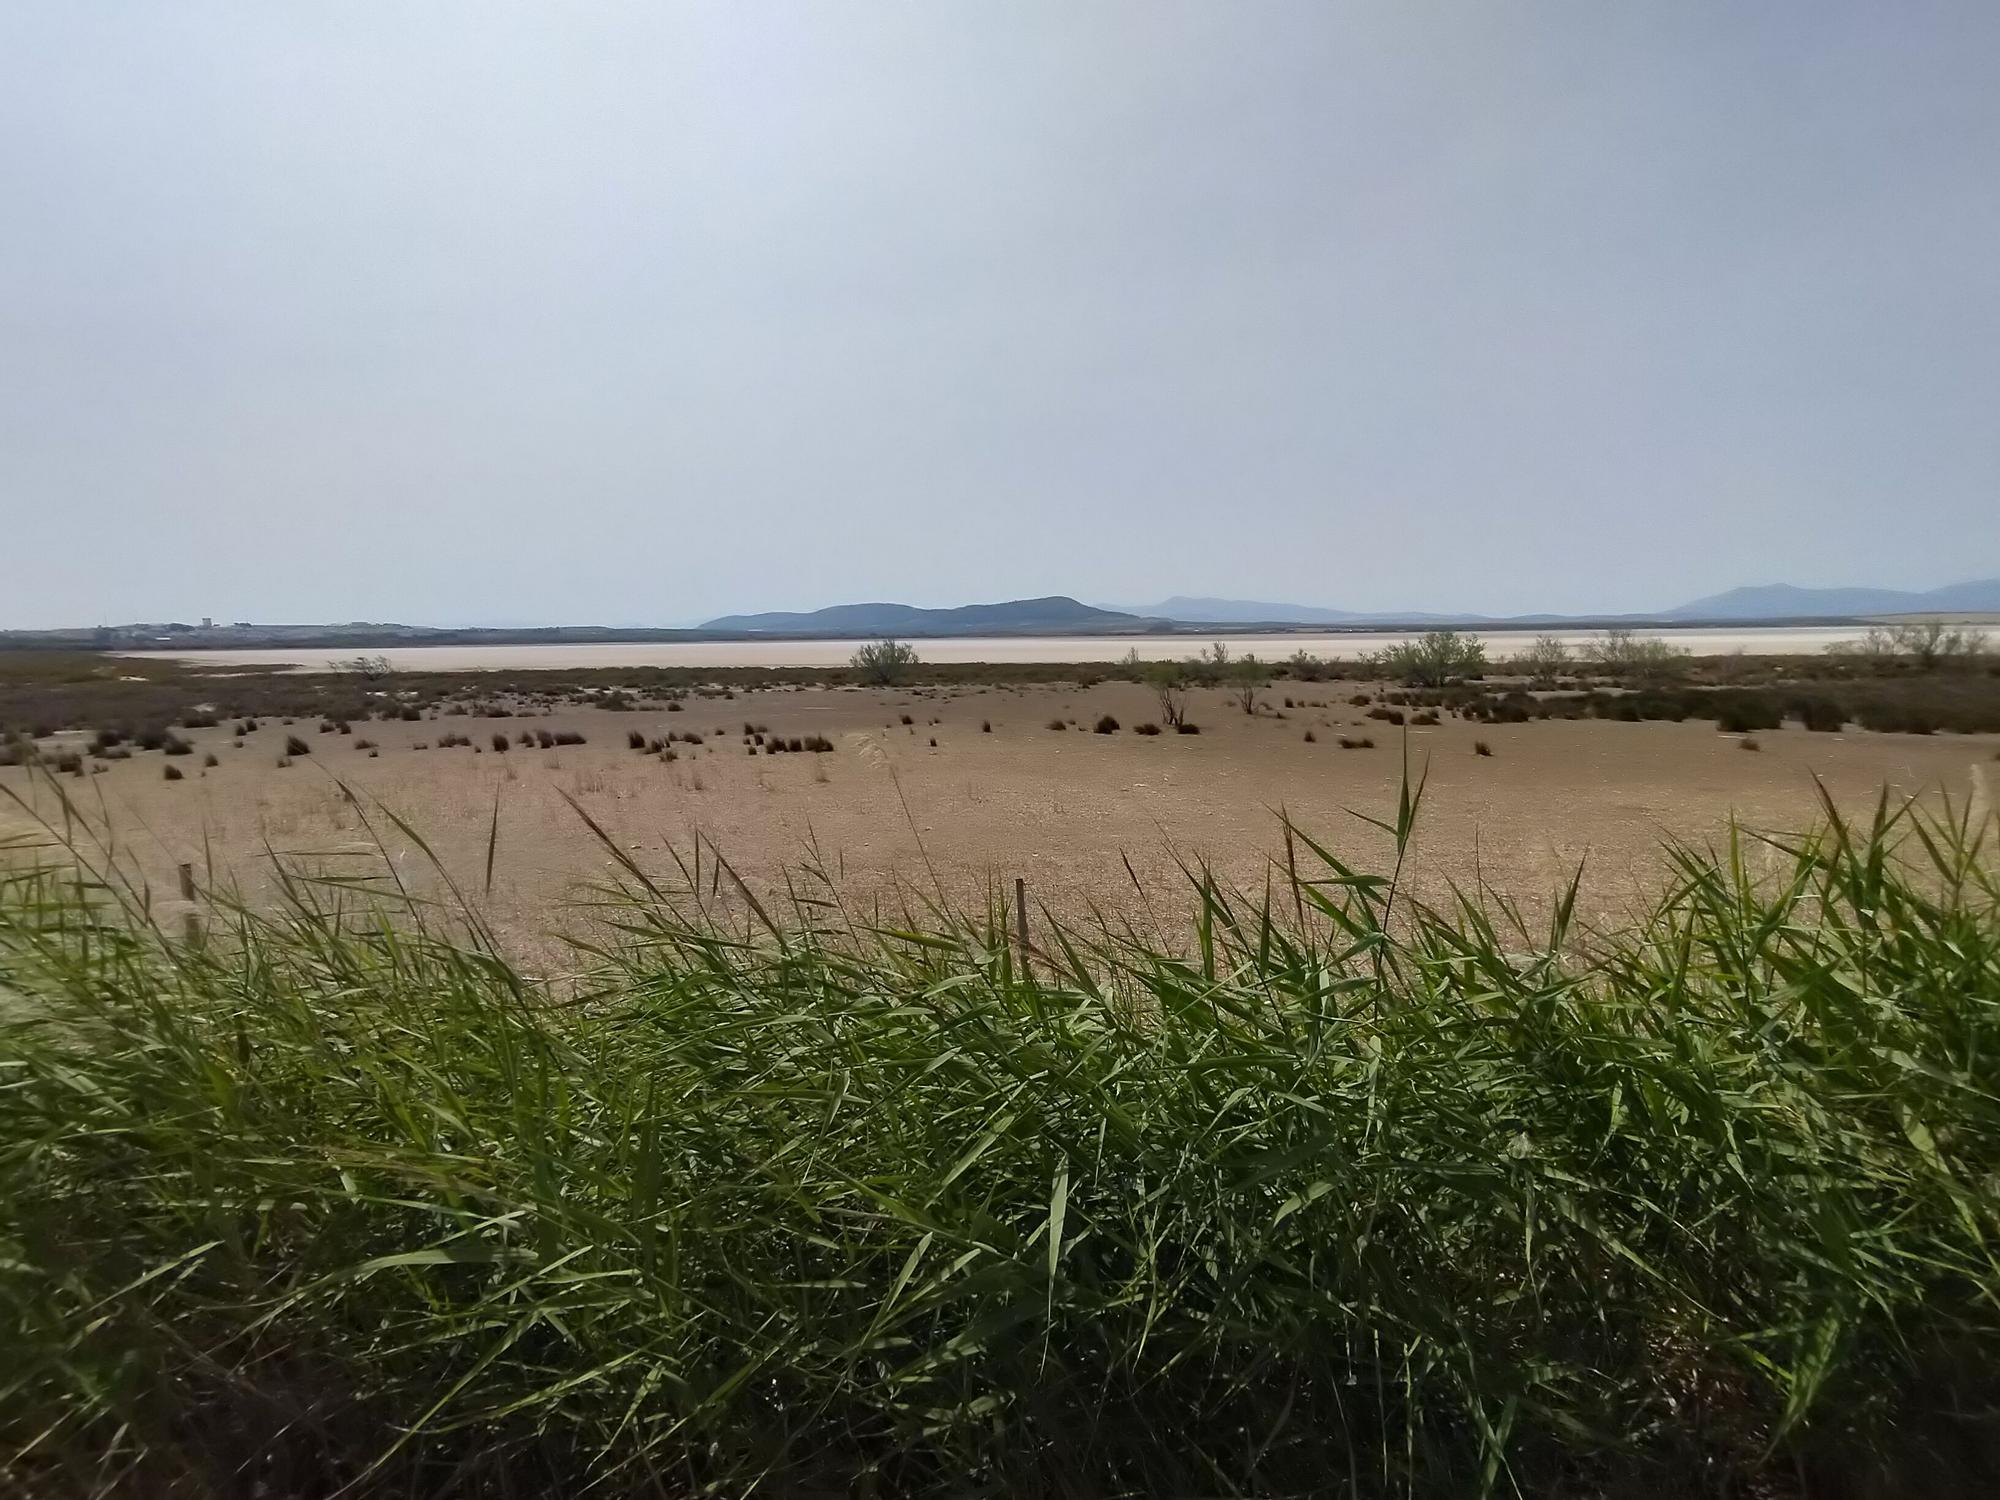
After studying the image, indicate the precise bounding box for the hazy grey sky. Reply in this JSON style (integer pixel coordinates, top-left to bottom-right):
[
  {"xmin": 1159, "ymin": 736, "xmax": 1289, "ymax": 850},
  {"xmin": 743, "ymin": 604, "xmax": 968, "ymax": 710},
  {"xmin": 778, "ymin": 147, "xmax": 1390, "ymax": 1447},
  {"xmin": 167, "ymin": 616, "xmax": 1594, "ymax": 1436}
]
[{"xmin": 4, "ymin": 3, "xmax": 1996, "ymax": 627}]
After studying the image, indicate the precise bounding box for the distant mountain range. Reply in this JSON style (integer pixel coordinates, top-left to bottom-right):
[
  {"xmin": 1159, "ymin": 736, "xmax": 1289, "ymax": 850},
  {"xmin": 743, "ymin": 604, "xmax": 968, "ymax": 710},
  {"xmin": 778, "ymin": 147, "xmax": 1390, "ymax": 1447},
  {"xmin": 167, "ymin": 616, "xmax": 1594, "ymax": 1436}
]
[
  {"xmin": 1659, "ymin": 580, "xmax": 2000, "ymax": 620},
  {"xmin": 1112, "ymin": 580, "xmax": 2000, "ymax": 627},
  {"xmin": 1107, "ymin": 596, "xmax": 1486, "ymax": 625},
  {"xmin": 8, "ymin": 580, "xmax": 1995, "ymax": 652},
  {"xmin": 700, "ymin": 596, "xmax": 1140, "ymax": 635}
]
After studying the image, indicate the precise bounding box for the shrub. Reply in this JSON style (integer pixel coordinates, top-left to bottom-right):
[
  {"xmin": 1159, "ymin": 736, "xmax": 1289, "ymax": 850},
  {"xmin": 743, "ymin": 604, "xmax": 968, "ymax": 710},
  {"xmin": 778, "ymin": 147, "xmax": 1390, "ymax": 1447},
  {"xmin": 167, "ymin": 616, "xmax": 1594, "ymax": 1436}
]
[
  {"xmin": 1791, "ymin": 696, "xmax": 1845, "ymax": 733},
  {"xmin": 1134, "ymin": 723, "xmax": 1161, "ymax": 736},
  {"xmin": 1303, "ymin": 729, "xmax": 1316, "ymax": 743},
  {"xmin": 1585, "ymin": 629, "xmax": 1691, "ymax": 680},
  {"xmin": 1411, "ymin": 711, "xmax": 1439, "ymax": 727},
  {"xmin": 281, "ymin": 735, "xmax": 309, "ymax": 757},
  {"xmin": 353, "ymin": 739, "xmax": 376, "ymax": 752},
  {"xmin": 1286, "ymin": 649, "xmax": 1332, "ymax": 682},
  {"xmin": 162, "ymin": 763, "xmax": 183, "ymax": 781},
  {"xmin": 1093, "ymin": 715, "xmax": 1119, "ymax": 734},
  {"xmin": 1367, "ymin": 706, "xmax": 1406, "ymax": 726},
  {"xmin": 981, "ymin": 720, "xmax": 991, "ymax": 733},
  {"xmin": 1839, "ymin": 621, "xmax": 1990, "ymax": 669},
  {"xmin": 1149, "ymin": 664, "xmax": 1191, "ymax": 729},
  {"xmin": 1474, "ymin": 740, "xmax": 1492, "ymax": 756},
  {"xmin": 852, "ymin": 639, "xmax": 920, "ymax": 686},
  {"xmin": 202, "ymin": 752, "xmax": 219, "ymax": 768},
  {"xmin": 1516, "ymin": 634, "xmax": 1571, "ymax": 684},
  {"xmin": 492, "ymin": 734, "xmax": 511, "ymax": 753},
  {"xmin": 627, "ymin": 730, "xmax": 647, "ymax": 750},
  {"xmin": 1365, "ymin": 630, "xmax": 1486, "ymax": 687},
  {"xmin": 1740, "ymin": 737, "xmax": 1762, "ymax": 751},
  {"xmin": 1716, "ymin": 696, "xmax": 1782, "ymax": 734},
  {"xmin": 553, "ymin": 732, "xmax": 586, "ymax": 747},
  {"xmin": 162, "ymin": 734, "xmax": 193, "ymax": 757},
  {"xmin": 1337, "ymin": 735, "xmax": 1374, "ymax": 749},
  {"xmin": 1048, "ymin": 718, "xmax": 1067, "ymax": 731},
  {"xmin": 1175, "ymin": 722, "xmax": 1200, "ymax": 734}
]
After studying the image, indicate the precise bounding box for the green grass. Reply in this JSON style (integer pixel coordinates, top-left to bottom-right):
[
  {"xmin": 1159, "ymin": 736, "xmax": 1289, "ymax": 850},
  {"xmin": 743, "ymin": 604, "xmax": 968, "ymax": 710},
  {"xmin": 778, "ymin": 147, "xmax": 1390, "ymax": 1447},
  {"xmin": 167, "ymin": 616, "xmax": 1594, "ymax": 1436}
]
[{"xmin": 1, "ymin": 773, "xmax": 1997, "ymax": 1495}]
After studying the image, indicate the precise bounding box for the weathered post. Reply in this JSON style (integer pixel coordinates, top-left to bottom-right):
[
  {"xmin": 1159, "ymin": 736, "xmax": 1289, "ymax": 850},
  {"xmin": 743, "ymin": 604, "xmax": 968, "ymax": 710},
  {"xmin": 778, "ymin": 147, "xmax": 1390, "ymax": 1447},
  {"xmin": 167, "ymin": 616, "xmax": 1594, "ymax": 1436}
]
[
  {"xmin": 1014, "ymin": 877, "xmax": 1031, "ymax": 976},
  {"xmin": 178, "ymin": 863, "xmax": 199, "ymax": 947}
]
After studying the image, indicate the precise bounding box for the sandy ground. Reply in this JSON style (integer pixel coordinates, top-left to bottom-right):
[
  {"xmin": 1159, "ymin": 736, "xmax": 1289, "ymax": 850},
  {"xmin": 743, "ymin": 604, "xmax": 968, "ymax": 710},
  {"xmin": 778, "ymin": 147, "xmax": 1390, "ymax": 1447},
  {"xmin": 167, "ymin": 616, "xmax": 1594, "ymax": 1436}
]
[{"xmin": 5, "ymin": 680, "xmax": 1995, "ymax": 966}]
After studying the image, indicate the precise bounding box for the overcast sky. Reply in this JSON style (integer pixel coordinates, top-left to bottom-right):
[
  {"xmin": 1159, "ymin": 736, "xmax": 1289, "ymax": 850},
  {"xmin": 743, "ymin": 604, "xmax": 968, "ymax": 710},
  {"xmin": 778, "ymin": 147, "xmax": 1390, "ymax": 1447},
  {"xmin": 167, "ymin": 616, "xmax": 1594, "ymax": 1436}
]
[{"xmin": 4, "ymin": 3, "xmax": 1997, "ymax": 627}]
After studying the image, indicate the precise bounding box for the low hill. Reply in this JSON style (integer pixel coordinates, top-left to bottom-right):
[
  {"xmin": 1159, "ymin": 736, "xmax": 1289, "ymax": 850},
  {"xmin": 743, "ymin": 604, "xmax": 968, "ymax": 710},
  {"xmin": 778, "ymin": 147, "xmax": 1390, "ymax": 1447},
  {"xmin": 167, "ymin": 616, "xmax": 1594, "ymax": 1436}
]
[
  {"xmin": 1665, "ymin": 579, "xmax": 2000, "ymax": 620},
  {"xmin": 702, "ymin": 596, "xmax": 1139, "ymax": 636},
  {"xmin": 1111, "ymin": 596, "xmax": 1487, "ymax": 625}
]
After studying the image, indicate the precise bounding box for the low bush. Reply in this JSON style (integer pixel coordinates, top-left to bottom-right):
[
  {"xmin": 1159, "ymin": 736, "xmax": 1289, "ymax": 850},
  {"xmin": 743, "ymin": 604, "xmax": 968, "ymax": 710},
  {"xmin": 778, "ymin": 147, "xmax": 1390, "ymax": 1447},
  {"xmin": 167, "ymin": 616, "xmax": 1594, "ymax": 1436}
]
[
  {"xmin": 283, "ymin": 734, "xmax": 310, "ymax": 757},
  {"xmin": 1134, "ymin": 723, "xmax": 1161, "ymax": 736},
  {"xmin": 1093, "ymin": 715, "xmax": 1119, "ymax": 734},
  {"xmin": 1716, "ymin": 695, "xmax": 1784, "ymax": 734}
]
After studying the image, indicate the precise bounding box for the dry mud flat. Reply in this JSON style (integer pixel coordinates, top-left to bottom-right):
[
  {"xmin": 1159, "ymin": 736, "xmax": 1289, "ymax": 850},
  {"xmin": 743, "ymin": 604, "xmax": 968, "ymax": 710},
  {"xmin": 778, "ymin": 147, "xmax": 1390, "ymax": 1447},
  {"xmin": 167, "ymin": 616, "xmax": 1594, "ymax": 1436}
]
[{"xmin": 4, "ymin": 679, "xmax": 1993, "ymax": 958}]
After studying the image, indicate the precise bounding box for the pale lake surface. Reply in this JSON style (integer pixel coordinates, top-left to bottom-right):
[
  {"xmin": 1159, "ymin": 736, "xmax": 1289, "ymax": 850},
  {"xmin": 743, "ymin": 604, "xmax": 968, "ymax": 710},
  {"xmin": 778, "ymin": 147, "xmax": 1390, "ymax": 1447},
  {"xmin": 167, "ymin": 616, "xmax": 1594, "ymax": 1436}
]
[{"xmin": 124, "ymin": 625, "xmax": 1869, "ymax": 672}]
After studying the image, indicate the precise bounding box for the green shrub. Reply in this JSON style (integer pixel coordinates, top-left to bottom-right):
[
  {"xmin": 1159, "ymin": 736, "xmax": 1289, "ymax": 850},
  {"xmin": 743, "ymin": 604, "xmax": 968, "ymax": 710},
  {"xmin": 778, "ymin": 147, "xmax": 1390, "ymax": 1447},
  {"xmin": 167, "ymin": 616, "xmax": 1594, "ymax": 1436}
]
[
  {"xmin": 1716, "ymin": 695, "xmax": 1783, "ymax": 734},
  {"xmin": 852, "ymin": 639, "xmax": 920, "ymax": 686},
  {"xmin": 1365, "ymin": 630, "xmax": 1486, "ymax": 687}
]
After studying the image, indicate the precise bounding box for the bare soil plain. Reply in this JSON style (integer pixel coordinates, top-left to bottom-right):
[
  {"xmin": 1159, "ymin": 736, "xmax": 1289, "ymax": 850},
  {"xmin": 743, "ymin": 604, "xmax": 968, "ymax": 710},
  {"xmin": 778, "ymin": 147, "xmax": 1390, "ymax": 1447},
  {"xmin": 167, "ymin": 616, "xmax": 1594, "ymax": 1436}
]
[{"xmin": 6, "ymin": 674, "xmax": 1995, "ymax": 968}]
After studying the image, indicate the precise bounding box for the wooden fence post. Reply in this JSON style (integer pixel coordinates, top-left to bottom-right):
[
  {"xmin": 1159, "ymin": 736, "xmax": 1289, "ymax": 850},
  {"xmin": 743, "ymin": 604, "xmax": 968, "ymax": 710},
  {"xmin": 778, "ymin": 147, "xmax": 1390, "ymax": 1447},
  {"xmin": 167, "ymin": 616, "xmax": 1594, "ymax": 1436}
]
[
  {"xmin": 178, "ymin": 862, "xmax": 200, "ymax": 947},
  {"xmin": 1014, "ymin": 877, "xmax": 1032, "ymax": 976}
]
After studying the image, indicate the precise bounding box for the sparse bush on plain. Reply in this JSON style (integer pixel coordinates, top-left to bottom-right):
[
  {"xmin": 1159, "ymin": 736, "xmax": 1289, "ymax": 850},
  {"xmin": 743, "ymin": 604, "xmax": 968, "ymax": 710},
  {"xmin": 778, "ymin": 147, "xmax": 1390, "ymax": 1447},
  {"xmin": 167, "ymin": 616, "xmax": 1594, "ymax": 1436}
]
[
  {"xmin": 1365, "ymin": 630, "xmax": 1486, "ymax": 687},
  {"xmin": 1093, "ymin": 714, "xmax": 1119, "ymax": 734},
  {"xmin": 283, "ymin": 734, "xmax": 309, "ymax": 757},
  {"xmin": 1586, "ymin": 628, "xmax": 1691, "ymax": 679},
  {"xmin": 1149, "ymin": 663, "xmax": 1191, "ymax": 729},
  {"xmin": 1516, "ymin": 634, "xmax": 1570, "ymax": 685},
  {"xmin": 851, "ymin": 638, "xmax": 920, "ymax": 686},
  {"xmin": 1836, "ymin": 621, "xmax": 1990, "ymax": 669},
  {"xmin": 1717, "ymin": 696, "xmax": 1783, "ymax": 734}
]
